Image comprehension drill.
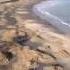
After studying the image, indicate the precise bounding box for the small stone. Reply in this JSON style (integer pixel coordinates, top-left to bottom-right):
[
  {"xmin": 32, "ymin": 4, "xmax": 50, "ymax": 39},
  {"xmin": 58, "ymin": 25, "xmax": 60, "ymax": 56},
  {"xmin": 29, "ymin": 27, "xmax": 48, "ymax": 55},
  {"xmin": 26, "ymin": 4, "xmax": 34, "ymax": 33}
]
[{"xmin": 13, "ymin": 33, "xmax": 30, "ymax": 46}]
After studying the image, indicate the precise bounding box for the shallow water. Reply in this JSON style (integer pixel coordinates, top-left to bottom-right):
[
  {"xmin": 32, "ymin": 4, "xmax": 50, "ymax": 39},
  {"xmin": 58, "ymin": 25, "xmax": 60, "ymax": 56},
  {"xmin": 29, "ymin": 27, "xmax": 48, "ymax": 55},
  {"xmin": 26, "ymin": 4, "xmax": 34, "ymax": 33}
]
[{"xmin": 33, "ymin": 0, "xmax": 70, "ymax": 34}]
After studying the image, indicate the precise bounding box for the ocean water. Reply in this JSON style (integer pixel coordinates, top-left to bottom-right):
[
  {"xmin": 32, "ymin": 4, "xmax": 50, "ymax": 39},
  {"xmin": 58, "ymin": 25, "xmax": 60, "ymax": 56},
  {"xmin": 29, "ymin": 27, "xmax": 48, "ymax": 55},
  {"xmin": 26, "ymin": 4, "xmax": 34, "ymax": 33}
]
[{"xmin": 33, "ymin": 0, "xmax": 70, "ymax": 34}]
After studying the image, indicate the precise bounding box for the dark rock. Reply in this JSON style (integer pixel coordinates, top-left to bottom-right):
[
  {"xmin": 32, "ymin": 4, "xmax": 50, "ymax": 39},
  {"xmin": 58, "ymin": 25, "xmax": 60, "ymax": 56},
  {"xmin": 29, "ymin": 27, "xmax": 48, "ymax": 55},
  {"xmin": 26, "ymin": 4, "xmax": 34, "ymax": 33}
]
[
  {"xmin": 2, "ymin": 51, "xmax": 14, "ymax": 61},
  {"xmin": 13, "ymin": 33, "xmax": 30, "ymax": 46},
  {"xmin": 0, "ymin": 42, "xmax": 9, "ymax": 52}
]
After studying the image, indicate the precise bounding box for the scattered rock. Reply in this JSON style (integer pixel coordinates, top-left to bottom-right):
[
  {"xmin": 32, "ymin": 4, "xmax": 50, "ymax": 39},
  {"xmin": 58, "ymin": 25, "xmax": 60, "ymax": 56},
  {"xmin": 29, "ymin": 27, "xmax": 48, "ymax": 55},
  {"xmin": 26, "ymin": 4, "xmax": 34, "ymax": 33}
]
[{"xmin": 13, "ymin": 32, "xmax": 30, "ymax": 46}]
